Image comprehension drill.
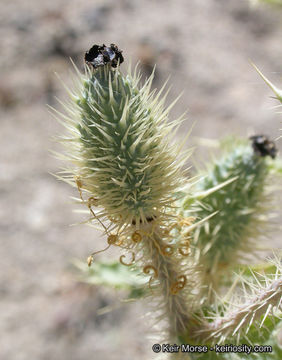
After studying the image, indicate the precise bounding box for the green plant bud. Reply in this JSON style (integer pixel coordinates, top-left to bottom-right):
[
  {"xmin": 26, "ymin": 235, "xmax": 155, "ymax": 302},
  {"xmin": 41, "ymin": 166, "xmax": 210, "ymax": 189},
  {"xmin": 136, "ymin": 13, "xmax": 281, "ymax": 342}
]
[
  {"xmin": 56, "ymin": 60, "xmax": 188, "ymax": 229},
  {"xmin": 182, "ymin": 137, "xmax": 276, "ymax": 293}
]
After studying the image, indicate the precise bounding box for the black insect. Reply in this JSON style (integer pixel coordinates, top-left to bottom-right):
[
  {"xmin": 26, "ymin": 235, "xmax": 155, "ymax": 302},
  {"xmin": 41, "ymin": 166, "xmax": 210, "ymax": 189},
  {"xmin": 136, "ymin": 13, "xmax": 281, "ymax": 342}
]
[
  {"xmin": 84, "ymin": 43, "xmax": 124, "ymax": 69},
  {"xmin": 249, "ymin": 135, "xmax": 277, "ymax": 159},
  {"xmin": 132, "ymin": 216, "xmax": 156, "ymax": 225}
]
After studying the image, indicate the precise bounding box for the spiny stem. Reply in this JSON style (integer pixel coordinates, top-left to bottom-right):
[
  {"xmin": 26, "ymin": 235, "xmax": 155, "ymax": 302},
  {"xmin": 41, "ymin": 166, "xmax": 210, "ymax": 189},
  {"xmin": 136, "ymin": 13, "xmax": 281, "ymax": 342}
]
[
  {"xmin": 196, "ymin": 277, "xmax": 282, "ymax": 343},
  {"xmin": 139, "ymin": 222, "xmax": 191, "ymax": 340}
]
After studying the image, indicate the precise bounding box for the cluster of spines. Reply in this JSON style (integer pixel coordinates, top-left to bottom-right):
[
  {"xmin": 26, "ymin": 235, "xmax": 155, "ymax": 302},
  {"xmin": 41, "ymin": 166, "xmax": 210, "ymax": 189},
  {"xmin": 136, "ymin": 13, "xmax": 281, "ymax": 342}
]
[
  {"xmin": 58, "ymin": 63, "xmax": 189, "ymax": 231},
  {"xmin": 181, "ymin": 139, "xmax": 273, "ymax": 296},
  {"xmin": 194, "ymin": 256, "xmax": 282, "ymax": 350}
]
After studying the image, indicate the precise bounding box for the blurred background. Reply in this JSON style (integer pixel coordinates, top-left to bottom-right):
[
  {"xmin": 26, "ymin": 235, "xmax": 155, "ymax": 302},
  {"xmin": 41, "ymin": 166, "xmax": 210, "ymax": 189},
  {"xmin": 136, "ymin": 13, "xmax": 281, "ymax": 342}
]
[{"xmin": 0, "ymin": 0, "xmax": 282, "ymax": 359}]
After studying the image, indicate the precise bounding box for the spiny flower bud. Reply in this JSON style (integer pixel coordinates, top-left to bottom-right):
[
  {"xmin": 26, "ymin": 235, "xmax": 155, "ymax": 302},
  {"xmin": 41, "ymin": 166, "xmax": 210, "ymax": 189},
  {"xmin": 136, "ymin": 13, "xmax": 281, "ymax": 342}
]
[
  {"xmin": 56, "ymin": 44, "xmax": 188, "ymax": 230},
  {"xmin": 182, "ymin": 137, "xmax": 276, "ymax": 295}
]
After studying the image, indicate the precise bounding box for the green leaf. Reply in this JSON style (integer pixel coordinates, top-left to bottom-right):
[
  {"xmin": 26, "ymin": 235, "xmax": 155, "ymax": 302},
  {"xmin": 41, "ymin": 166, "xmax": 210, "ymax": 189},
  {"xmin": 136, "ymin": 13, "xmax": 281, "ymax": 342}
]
[{"xmin": 73, "ymin": 259, "xmax": 147, "ymax": 296}]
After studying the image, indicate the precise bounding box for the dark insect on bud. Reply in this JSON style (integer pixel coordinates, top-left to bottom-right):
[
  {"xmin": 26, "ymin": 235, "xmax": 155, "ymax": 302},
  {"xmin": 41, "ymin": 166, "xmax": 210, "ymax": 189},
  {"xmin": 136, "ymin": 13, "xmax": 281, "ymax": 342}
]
[
  {"xmin": 250, "ymin": 135, "xmax": 277, "ymax": 159},
  {"xmin": 131, "ymin": 216, "xmax": 157, "ymax": 225},
  {"xmin": 84, "ymin": 43, "xmax": 124, "ymax": 69}
]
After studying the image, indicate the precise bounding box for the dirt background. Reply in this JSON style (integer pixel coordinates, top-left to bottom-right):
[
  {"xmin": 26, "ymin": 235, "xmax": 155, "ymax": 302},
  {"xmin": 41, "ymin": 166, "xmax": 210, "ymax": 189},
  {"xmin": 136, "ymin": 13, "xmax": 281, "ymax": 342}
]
[{"xmin": 0, "ymin": 1, "xmax": 282, "ymax": 360}]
